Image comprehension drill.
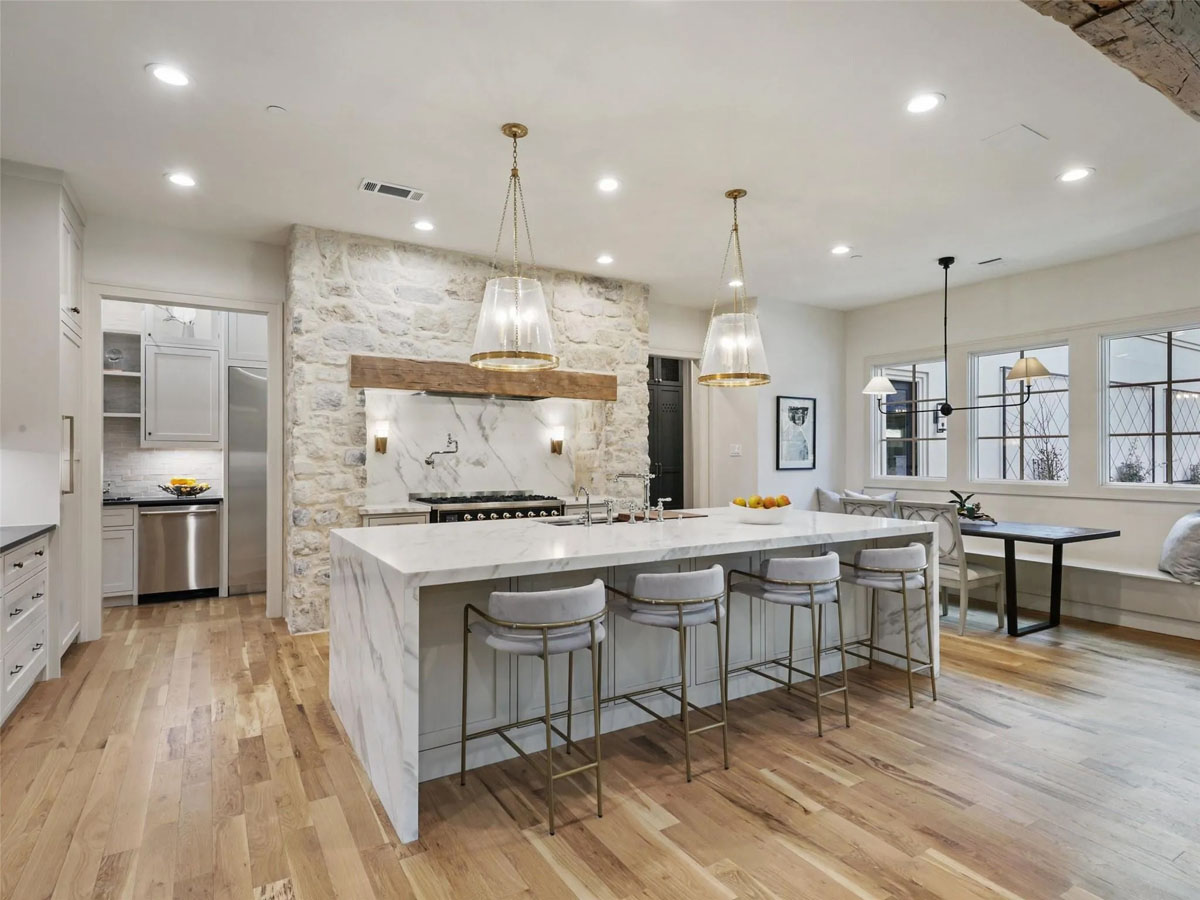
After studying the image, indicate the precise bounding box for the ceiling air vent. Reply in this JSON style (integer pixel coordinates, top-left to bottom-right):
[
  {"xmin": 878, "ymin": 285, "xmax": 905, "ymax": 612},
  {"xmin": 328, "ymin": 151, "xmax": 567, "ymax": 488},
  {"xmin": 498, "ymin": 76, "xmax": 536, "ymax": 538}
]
[
  {"xmin": 358, "ymin": 178, "xmax": 425, "ymax": 202},
  {"xmin": 977, "ymin": 257, "xmax": 1004, "ymax": 266}
]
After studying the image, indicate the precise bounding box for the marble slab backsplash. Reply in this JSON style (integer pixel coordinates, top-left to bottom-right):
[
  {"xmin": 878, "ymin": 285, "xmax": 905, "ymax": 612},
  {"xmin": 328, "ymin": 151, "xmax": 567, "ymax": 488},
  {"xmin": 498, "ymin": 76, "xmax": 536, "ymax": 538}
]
[{"xmin": 364, "ymin": 390, "xmax": 580, "ymax": 501}]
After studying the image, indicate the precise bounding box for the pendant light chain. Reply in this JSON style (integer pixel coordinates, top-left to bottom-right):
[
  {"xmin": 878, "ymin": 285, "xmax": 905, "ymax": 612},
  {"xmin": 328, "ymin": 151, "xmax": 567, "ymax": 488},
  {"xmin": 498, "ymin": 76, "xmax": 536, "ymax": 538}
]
[{"xmin": 730, "ymin": 194, "xmax": 746, "ymax": 314}]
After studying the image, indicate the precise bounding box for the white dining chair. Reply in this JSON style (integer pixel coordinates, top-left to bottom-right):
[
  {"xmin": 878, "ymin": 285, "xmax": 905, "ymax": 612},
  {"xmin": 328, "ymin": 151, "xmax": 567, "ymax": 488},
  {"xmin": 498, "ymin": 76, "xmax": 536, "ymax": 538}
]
[{"xmin": 897, "ymin": 501, "xmax": 1002, "ymax": 634}]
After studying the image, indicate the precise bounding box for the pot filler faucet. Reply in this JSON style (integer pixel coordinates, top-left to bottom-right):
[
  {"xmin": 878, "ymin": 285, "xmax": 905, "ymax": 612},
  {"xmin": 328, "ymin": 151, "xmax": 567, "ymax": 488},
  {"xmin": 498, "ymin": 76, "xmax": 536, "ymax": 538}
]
[
  {"xmin": 424, "ymin": 433, "xmax": 459, "ymax": 466},
  {"xmin": 617, "ymin": 471, "xmax": 655, "ymax": 521}
]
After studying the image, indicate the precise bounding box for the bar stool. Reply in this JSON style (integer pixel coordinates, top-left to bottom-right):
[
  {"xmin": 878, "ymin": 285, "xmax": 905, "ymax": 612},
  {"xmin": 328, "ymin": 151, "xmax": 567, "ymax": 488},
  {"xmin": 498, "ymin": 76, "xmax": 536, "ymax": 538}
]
[
  {"xmin": 841, "ymin": 543, "xmax": 937, "ymax": 707},
  {"xmin": 460, "ymin": 579, "xmax": 606, "ymax": 835},
  {"xmin": 604, "ymin": 565, "xmax": 728, "ymax": 781},
  {"xmin": 727, "ymin": 552, "xmax": 850, "ymax": 736}
]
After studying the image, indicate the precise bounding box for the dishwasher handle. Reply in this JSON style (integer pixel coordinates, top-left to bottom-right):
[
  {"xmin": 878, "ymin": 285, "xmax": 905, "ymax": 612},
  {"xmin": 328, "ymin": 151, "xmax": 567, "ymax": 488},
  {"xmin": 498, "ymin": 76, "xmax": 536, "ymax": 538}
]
[{"xmin": 139, "ymin": 505, "xmax": 220, "ymax": 516}]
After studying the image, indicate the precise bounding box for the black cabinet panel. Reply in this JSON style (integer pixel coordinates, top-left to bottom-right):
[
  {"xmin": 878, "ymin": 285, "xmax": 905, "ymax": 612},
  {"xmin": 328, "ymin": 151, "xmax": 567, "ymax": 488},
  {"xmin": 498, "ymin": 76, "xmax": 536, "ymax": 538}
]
[{"xmin": 648, "ymin": 356, "xmax": 685, "ymax": 509}]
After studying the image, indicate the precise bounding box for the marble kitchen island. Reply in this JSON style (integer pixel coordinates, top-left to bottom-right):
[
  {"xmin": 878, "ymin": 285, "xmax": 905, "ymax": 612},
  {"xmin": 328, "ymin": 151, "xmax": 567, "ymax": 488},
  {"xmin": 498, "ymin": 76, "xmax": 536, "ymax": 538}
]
[{"xmin": 329, "ymin": 507, "xmax": 937, "ymax": 842}]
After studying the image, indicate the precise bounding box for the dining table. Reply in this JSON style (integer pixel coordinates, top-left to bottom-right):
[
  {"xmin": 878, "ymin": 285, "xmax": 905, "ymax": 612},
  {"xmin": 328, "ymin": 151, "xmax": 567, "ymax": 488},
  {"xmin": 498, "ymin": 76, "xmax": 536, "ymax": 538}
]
[{"xmin": 958, "ymin": 520, "xmax": 1121, "ymax": 636}]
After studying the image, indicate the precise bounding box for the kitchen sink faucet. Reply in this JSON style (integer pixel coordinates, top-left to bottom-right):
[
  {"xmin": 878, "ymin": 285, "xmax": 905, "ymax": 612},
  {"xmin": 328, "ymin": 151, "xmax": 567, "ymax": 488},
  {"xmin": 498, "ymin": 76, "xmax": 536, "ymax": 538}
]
[
  {"xmin": 424, "ymin": 434, "xmax": 459, "ymax": 466},
  {"xmin": 617, "ymin": 471, "xmax": 655, "ymax": 522}
]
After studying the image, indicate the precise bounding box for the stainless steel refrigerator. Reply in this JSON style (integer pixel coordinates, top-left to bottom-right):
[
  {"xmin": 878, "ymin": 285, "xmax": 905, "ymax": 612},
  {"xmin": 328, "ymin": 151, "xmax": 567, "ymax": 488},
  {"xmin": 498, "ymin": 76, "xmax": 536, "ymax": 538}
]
[{"xmin": 227, "ymin": 365, "xmax": 267, "ymax": 594}]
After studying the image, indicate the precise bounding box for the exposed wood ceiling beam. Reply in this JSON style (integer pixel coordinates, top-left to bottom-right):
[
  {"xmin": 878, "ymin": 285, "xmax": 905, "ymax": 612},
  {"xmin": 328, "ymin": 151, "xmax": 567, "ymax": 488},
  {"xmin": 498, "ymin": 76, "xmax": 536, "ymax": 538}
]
[
  {"xmin": 348, "ymin": 355, "xmax": 619, "ymax": 401},
  {"xmin": 1024, "ymin": 0, "xmax": 1200, "ymax": 121}
]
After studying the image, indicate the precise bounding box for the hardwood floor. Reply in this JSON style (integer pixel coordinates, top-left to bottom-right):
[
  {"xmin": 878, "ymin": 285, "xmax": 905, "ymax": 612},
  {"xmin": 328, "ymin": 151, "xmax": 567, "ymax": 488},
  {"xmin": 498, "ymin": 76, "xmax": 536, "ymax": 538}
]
[{"xmin": 3, "ymin": 595, "xmax": 1199, "ymax": 899}]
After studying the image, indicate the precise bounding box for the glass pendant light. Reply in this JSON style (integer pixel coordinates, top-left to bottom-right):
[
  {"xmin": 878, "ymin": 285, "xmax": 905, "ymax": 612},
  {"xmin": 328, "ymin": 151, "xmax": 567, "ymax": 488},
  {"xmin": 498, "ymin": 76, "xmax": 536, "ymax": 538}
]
[
  {"xmin": 470, "ymin": 123, "xmax": 559, "ymax": 371},
  {"xmin": 698, "ymin": 189, "xmax": 770, "ymax": 386}
]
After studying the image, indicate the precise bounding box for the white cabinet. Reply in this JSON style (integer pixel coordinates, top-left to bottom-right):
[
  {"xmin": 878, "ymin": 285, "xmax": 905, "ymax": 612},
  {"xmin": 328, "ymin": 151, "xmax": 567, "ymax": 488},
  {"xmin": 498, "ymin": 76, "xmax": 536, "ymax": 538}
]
[
  {"xmin": 144, "ymin": 305, "xmax": 223, "ymax": 348},
  {"xmin": 143, "ymin": 345, "xmax": 221, "ymax": 445},
  {"xmin": 59, "ymin": 208, "xmax": 82, "ymax": 336},
  {"xmin": 1, "ymin": 534, "xmax": 51, "ymax": 724},
  {"xmin": 226, "ymin": 311, "xmax": 268, "ymax": 363},
  {"xmin": 362, "ymin": 513, "xmax": 429, "ymax": 526},
  {"xmin": 56, "ymin": 322, "xmax": 82, "ymax": 657},
  {"xmin": 101, "ymin": 527, "xmax": 135, "ymax": 597}
]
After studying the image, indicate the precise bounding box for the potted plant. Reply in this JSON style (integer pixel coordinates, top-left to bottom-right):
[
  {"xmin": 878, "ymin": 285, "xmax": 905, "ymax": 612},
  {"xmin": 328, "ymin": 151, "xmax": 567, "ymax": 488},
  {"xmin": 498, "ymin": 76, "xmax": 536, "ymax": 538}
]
[{"xmin": 949, "ymin": 490, "xmax": 996, "ymax": 524}]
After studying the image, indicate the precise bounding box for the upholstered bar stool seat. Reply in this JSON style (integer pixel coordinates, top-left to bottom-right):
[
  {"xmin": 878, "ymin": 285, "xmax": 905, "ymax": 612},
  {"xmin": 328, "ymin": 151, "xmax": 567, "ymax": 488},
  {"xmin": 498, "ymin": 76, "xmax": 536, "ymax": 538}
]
[
  {"xmin": 461, "ymin": 579, "xmax": 606, "ymax": 835},
  {"xmin": 604, "ymin": 565, "xmax": 729, "ymax": 781},
  {"xmin": 841, "ymin": 543, "xmax": 937, "ymax": 708},
  {"xmin": 727, "ymin": 552, "xmax": 851, "ymax": 736}
]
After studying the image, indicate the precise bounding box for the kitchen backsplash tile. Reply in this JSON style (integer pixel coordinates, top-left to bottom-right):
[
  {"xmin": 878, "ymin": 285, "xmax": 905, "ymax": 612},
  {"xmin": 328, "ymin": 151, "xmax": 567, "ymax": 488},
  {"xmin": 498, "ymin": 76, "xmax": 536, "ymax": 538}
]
[{"xmin": 103, "ymin": 417, "xmax": 223, "ymax": 497}]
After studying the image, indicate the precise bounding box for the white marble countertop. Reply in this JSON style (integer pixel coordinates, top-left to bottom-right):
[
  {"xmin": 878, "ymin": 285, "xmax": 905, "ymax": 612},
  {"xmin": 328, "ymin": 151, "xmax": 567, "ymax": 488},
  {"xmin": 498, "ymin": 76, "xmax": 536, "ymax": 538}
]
[{"xmin": 332, "ymin": 506, "xmax": 934, "ymax": 587}]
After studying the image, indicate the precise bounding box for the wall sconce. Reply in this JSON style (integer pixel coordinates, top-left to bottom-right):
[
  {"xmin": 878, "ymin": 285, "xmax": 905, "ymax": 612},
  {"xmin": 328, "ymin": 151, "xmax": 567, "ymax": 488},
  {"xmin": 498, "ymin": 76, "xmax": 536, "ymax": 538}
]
[
  {"xmin": 549, "ymin": 425, "xmax": 565, "ymax": 455},
  {"xmin": 373, "ymin": 420, "xmax": 389, "ymax": 454}
]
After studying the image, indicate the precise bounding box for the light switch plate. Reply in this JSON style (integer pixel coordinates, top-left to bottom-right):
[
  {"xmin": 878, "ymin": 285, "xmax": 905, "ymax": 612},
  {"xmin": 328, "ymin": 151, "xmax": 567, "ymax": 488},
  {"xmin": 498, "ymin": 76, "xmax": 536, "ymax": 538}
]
[{"xmin": 729, "ymin": 443, "xmax": 742, "ymax": 457}]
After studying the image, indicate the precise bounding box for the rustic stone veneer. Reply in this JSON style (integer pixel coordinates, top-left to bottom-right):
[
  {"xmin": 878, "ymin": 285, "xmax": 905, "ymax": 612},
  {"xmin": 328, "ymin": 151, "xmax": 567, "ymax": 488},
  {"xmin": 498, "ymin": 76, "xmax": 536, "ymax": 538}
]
[{"xmin": 284, "ymin": 225, "xmax": 650, "ymax": 632}]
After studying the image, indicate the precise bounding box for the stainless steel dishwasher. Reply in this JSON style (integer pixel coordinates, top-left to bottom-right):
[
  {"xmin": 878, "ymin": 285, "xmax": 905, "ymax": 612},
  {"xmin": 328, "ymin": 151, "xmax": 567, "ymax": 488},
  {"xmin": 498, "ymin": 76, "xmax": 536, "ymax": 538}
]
[{"xmin": 138, "ymin": 504, "xmax": 220, "ymax": 596}]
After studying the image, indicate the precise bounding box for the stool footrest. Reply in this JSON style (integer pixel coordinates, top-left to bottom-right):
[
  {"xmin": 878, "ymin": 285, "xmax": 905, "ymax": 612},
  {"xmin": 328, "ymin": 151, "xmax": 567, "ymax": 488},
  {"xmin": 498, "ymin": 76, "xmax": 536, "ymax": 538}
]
[
  {"xmin": 621, "ymin": 691, "xmax": 728, "ymax": 739},
  {"xmin": 493, "ymin": 723, "xmax": 600, "ymax": 781}
]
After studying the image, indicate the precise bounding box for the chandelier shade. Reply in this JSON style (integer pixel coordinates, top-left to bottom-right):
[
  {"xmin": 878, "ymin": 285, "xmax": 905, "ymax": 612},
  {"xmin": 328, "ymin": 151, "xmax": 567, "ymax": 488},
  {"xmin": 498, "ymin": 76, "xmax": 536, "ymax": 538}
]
[
  {"xmin": 698, "ymin": 189, "xmax": 770, "ymax": 387},
  {"xmin": 470, "ymin": 122, "xmax": 559, "ymax": 371},
  {"xmin": 1005, "ymin": 356, "xmax": 1050, "ymax": 384},
  {"xmin": 861, "ymin": 375, "xmax": 898, "ymax": 396},
  {"xmin": 470, "ymin": 275, "xmax": 558, "ymax": 370},
  {"xmin": 698, "ymin": 312, "xmax": 770, "ymax": 386}
]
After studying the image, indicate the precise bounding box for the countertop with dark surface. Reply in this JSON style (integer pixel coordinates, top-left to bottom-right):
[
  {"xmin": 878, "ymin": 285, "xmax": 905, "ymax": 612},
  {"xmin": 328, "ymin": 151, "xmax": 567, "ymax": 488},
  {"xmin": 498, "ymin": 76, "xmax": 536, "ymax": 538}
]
[
  {"xmin": 1, "ymin": 523, "xmax": 56, "ymax": 553},
  {"xmin": 103, "ymin": 495, "xmax": 224, "ymax": 507}
]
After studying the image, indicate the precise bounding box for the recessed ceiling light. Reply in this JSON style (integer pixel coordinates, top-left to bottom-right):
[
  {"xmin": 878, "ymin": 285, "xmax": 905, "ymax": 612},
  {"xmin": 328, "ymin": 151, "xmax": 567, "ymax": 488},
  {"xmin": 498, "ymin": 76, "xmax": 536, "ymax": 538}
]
[
  {"xmin": 728, "ymin": 279, "xmax": 743, "ymax": 287},
  {"xmin": 831, "ymin": 245, "xmax": 852, "ymax": 255},
  {"xmin": 906, "ymin": 92, "xmax": 944, "ymax": 113},
  {"xmin": 596, "ymin": 177, "xmax": 620, "ymax": 193},
  {"xmin": 1058, "ymin": 167, "xmax": 1094, "ymax": 183},
  {"xmin": 166, "ymin": 172, "xmax": 196, "ymax": 187},
  {"xmin": 147, "ymin": 64, "xmax": 189, "ymax": 87},
  {"xmin": 596, "ymin": 253, "xmax": 614, "ymax": 265},
  {"xmin": 413, "ymin": 220, "xmax": 435, "ymax": 231}
]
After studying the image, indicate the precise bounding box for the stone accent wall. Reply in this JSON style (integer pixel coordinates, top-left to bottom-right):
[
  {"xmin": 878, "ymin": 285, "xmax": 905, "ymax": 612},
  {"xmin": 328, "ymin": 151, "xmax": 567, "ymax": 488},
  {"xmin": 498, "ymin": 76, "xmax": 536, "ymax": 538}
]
[{"xmin": 285, "ymin": 225, "xmax": 650, "ymax": 633}]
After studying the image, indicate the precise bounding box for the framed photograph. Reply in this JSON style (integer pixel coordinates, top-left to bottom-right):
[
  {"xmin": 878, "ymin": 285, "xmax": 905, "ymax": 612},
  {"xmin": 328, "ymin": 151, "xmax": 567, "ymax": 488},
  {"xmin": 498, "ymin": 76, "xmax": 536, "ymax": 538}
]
[{"xmin": 776, "ymin": 396, "xmax": 816, "ymax": 470}]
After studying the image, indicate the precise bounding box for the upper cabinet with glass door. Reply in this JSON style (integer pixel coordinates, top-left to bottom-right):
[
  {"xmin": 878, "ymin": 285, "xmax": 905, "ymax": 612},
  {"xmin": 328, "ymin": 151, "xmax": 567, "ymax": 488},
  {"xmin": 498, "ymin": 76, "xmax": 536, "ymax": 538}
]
[{"xmin": 144, "ymin": 304, "xmax": 223, "ymax": 348}]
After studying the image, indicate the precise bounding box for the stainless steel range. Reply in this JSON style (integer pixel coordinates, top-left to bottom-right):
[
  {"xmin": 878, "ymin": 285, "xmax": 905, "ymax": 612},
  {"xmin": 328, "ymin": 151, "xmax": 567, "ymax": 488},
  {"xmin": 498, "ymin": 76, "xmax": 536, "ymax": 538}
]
[{"xmin": 408, "ymin": 491, "xmax": 565, "ymax": 523}]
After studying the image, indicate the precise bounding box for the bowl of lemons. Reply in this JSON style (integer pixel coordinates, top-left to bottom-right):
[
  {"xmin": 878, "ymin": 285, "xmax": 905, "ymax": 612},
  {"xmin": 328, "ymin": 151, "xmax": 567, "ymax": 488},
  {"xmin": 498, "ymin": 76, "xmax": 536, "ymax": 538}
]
[
  {"xmin": 158, "ymin": 478, "xmax": 212, "ymax": 498},
  {"xmin": 730, "ymin": 494, "xmax": 791, "ymax": 524}
]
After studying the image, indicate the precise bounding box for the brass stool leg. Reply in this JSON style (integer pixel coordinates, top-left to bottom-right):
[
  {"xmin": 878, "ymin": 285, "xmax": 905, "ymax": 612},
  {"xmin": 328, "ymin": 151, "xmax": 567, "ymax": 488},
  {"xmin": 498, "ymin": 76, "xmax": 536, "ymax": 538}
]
[
  {"xmin": 786, "ymin": 606, "xmax": 796, "ymax": 691},
  {"xmin": 810, "ymin": 599, "xmax": 823, "ymax": 737},
  {"xmin": 714, "ymin": 598, "xmax": 729, "ymax": 770},
  {"xmin": 590, "ymin": 621, "xmax": 603, "ymax": 818},
  {"xmin": 542, "ymin": 632, "xmax": 556, "ymax": 834},
  {"xmin": 460, "ymin": 607, "xmax": 470, "ymax": 786},
  {"xmin": 869, "ymin": 589, "xmax": 877, "ymax": 669},
  {"xmin": 678, "ymin": 608, "xmax": 693, "ymax": 782},
  {"xmin": 923, "ymin": 579, "xmax": 938, "ymax": 701},
  {"xmin": 566, "ymin": 651, "xmax": 574, "ymax": 754},
  {"xmin": 835, "ymin": 587, "xmax": 851, "ymax": 728},
  {"xmin": 900, "ymin": 582, "xmax": 915, "ymax": 709}
]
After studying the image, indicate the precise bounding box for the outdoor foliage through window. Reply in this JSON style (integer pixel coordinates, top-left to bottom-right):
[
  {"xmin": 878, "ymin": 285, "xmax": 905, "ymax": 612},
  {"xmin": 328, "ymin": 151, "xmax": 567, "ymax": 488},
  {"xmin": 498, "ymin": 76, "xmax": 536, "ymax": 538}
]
[{"xmin": 973, "ymin": 345, "xmax": 1069, "ymax": 482}]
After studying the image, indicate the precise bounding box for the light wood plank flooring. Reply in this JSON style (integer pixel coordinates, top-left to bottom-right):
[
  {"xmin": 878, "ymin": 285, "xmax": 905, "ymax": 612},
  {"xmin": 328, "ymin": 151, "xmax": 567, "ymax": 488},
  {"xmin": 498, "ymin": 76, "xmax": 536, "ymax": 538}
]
[{"xmin": 3, "ymin": 595, "xmax": 1199, "ymax": 899}]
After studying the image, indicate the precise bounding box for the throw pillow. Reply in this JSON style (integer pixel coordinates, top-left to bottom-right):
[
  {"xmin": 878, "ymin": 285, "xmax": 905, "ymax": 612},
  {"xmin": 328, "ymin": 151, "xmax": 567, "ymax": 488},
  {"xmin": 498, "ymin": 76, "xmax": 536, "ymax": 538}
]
[{"xmin": 1160, "ymin": 511, "xmax": 1200, "ymax": 584}]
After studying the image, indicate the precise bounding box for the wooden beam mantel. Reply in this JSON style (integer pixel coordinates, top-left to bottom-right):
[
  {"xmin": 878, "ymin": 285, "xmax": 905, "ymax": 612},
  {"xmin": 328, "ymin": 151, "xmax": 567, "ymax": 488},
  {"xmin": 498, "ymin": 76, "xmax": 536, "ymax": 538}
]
[
  {"xmin": 348, "ymin": 355, "xmax": 618, "ymax": 401},
  {"xmin": 1024, "ymin": 0, "xmax": 1200, "ymax": 122}
]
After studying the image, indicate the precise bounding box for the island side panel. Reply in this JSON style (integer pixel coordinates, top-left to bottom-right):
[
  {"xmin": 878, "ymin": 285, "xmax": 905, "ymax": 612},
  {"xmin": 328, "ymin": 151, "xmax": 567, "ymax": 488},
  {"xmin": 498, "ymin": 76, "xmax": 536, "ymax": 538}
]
[{"xmin": 329, "ymin": 531, "xmax": 421, "ymax": 843}]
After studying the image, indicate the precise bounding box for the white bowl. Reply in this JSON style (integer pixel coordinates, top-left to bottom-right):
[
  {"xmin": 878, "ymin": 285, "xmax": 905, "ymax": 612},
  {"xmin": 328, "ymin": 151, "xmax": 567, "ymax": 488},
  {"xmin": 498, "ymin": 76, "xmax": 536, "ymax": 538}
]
[{"xmin": 730, "ymin": 502, "xmax": 790, "ymax": 524}]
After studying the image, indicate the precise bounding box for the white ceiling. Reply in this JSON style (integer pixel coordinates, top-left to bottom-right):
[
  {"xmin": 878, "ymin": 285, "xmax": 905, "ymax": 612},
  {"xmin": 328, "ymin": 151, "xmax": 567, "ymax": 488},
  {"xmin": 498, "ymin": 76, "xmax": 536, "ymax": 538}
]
[{"xmin": 3, "ymin": 1, "xmax": 1199, "ymax": 309}]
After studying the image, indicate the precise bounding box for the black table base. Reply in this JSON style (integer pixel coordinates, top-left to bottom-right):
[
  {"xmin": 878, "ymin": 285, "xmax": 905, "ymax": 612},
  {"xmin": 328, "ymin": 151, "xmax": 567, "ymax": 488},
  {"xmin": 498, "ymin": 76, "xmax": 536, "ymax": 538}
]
[{"xmin": 1004, "ymin": 540, "xmax": 1063, "ymax": 636}]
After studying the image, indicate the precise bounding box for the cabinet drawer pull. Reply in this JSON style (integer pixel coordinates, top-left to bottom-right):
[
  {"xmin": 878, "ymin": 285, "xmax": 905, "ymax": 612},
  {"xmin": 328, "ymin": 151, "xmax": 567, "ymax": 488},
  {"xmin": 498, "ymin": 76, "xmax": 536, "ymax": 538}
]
[
  {"xmin": 9, "ymin": 608, "xmax": 23, "ymax": 617},
  {"xmin": 70, "ymin": 306, "xmax": 81, "ymax": 314},
  {"xmin": 31, "ymin": 643, "xmax": 43, "ymax": 652},
  {"xmin": 9, "ymin": 664, "xmax": 22, "ymax": 676},
  {"xmin": 31, "ymin": 592, "xmax": 43, "ymax": 600},
  {"xmin": 35, "ymin": 550, "xmax": 45, "ymax": 557},
  {"xmin": 12, "ymin": 561, "xmax": 23, "ymax": 569}
]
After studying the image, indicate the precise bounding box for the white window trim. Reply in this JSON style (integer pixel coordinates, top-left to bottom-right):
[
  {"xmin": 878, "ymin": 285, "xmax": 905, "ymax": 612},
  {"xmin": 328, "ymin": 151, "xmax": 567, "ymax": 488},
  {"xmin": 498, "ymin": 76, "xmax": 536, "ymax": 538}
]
[
  {"xmin": 968, "ymin": 341, "xmax": 1071, "ymax": 487},
  {"xmin": 1100, "ymin": 324, "xmax": 1200, "ymax": 489},
  {"xmin": 868, "ymin": 358, "xmax": 948, "ymax": 481}
]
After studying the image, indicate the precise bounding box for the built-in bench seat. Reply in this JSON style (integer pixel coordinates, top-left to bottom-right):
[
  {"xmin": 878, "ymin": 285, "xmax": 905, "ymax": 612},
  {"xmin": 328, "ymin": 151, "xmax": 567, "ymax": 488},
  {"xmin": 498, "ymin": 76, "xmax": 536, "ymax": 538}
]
[{"xmin": 963, "ymin": 543, "xmax": 1183, "ymax": 584}]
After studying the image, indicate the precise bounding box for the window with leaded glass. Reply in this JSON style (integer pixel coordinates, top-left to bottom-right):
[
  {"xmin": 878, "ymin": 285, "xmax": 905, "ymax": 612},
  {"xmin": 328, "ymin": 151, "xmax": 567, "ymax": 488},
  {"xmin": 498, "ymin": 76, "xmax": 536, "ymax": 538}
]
[
  {"xmin": 972, "ymin": 345, "xmax": 1069, "ymax": 482},
  {"xmin": 871, "ymin": 360, "xmax": 947, "ymax": 478},
  {"xmin": 1106, "ymin": 328, "xmax": 1200, "ymax": 485}
]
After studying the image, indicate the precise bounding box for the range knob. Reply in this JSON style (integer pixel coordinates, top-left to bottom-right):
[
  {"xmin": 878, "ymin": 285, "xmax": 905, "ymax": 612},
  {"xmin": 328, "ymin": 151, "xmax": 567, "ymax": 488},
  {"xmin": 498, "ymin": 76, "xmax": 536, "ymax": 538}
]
[
  {"xmin": 463, "ymin": 514, "xmax": 473, "ymax": 521},
  {"xmin": 550, "ymin": 510, "xmax": 559, "ymax": 516},
  {"xmin": 502, "ymin": 512, "xmax": 512, "ymax": 519},
  {"xmin": 514, "ymin": 511, "xmax": 524, "ymax": 518},
  {"xmin": 489, "ymin": 513, "xmax": 499, "ymax": 520},
  {"xmin": 539, "ymin": 510, "xmax": 549, "ymax": 517}
]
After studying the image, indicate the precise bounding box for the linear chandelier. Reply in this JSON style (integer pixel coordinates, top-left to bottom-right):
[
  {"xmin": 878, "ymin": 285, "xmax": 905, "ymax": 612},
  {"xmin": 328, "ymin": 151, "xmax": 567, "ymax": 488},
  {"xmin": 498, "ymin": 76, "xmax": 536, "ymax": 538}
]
[
  {"xmin": 470, "ymin": 123, "xmax": 559, "ymax": 371},
  {"xmin": 862, "ymin": 256, "xmax": 1049, "ymax": 416},
  {"xmin": 697, "ymin": 189, "xmax": 770, "ymax": 387}
]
